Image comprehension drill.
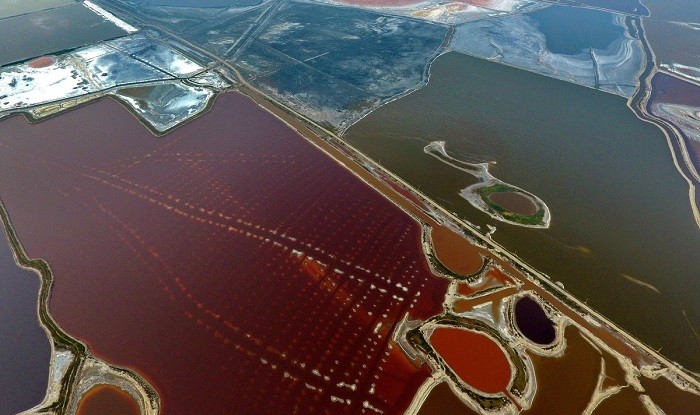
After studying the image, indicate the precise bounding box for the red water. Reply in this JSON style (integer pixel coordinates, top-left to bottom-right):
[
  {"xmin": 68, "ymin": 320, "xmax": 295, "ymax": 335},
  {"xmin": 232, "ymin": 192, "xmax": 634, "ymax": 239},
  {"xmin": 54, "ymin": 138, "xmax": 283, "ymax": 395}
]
[
  {"xmin": 486, "ymin": 267, "xmax": 513, "ymax": 285},
  {"xmin": 429, "ymin": 327, "xmax": 511, "ymax": 394},
  {"xmin": 455, "ymin": 266, "xmax": 509, "ymax": 296},
  {"xmin": 431, "ymin": 225, "xmax": 483, "ymax": 276},
  {"xmin": 28, "ymin": 56, "xmax": 55, "ymax": 68},
  {"xmin": 77, "ymin": 385, "xmax": 140, "ymax": 415},
  {"xmin": 0, "ymin": 93, "xmax": 448, "ymax": 414},
  {"xmin": 651, "ymin": 72, "xmax": 700, "ymax": 108}
]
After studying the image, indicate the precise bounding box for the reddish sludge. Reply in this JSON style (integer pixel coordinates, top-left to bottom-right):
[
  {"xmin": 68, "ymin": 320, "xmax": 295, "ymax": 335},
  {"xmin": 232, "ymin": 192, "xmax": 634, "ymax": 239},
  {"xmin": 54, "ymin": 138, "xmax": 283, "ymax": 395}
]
[
  {"xmin": 28, "ymin": 56, "xmax": 55, "ymax": 68},
  {"xmin": 429, "ymin": 327, "xmax": 511, "ymax": 394},
  {"xmin": 0, "ymin": 93, "xmax": 449, "ymax": 414}
]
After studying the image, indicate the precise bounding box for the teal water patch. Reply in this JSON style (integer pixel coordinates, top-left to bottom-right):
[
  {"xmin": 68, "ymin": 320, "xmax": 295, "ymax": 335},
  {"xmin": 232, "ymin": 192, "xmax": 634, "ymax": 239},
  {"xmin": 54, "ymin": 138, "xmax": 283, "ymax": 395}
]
[
  {"xmin": 450, "ymin": 6, "xmax": 643, "ymax": 97},
  {"xmin": 641, "ymin": 0, "xmax": 700, "ymax": 23},
  {"xmin": 553, "ymin": 0, "xmax": 648, "ymax": 16},
  {"xmin": 529, "ymin": 5, "xmax": 623, "ymax": 55},
  {"xmin": 123, "ymin": 0, "xmax": 261, "ymax": 7}
]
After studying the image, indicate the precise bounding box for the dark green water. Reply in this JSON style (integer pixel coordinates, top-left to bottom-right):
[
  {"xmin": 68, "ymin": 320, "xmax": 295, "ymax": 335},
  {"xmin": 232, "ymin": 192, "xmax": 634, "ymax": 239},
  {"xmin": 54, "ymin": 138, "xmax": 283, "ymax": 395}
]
[
  {"xmin": 0, "ymin": 4, "xmax": 127, "ymax": 67},
  {"xmin": 345, "ymin": 52, "xmax": 700, "ymax": 371}
]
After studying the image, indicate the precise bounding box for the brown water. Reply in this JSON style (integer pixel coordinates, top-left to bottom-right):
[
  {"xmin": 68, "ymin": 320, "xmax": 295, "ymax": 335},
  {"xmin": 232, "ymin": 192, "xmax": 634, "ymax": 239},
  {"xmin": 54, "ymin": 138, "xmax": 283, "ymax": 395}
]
[
  {"xmin": 600, "ymin": 348, "xmax": 628, "ymax": 389},
  {"xmin": 344, "ymin": 51, "xmax": 700, "ymax": 371},
  {"xmin": 430, "ymin": 225, "xmax": 483, "ymax": 276},
  {"xmin": 416, "ymin": 382, "xmax": 479, "ymax": 415},
  {"xmin": 639, "ymin": 375, "xmax": 700, "ymax": 414},
  {"xmin": 524, "ymin": 326, "xmax": 600, "ymax": 414},
  {"xmin": 488, "ymin": 192, "xmax": 537, "ymax": 216},
  {"xmin": 590, "ymin": 387, "xmax": 648, "ymax": 415}
]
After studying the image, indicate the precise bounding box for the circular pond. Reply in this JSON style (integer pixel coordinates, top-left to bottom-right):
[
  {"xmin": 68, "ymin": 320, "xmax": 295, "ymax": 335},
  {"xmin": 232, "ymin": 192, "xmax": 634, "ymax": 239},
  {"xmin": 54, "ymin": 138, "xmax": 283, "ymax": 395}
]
[
  {"xmin": 488, "ymin": 192, "xmax": 538, "ymax": 216},
  {"xmin": 429, "ymin": 327, "xmax": 512, "ymax": 394},
  {"xmin": 77, "ymin": 385, "xmax": 140, "ymax": 415},
  {"xmin": 514, "ymin": 296, "xmax": 556, "ymax": 345}
]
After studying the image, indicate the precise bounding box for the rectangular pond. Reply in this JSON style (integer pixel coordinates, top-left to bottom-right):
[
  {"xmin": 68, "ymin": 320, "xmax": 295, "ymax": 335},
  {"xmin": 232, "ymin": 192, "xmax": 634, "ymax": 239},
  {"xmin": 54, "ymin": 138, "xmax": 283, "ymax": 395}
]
[
  {"xmin": 0, "ymin": 92, "xmax": 449, "ymax": 414},
  {"xmin": 0, "ymin": 3, "xmax": 127, "ymax": 67}
]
